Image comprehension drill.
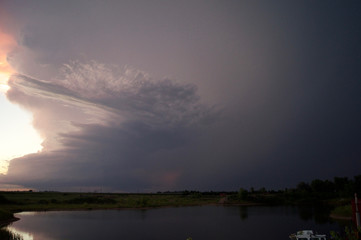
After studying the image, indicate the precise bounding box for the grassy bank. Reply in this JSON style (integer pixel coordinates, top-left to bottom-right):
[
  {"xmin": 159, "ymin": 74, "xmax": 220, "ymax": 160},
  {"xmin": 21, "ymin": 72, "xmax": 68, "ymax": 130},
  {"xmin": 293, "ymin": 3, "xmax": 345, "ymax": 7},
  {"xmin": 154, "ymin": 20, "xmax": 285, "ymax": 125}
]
[
  {"xmin": 0, "ymin": 209, "xmax": 14, "ymax": 224},
  {"xmin": 0, "ymin": 191, "xmax": 226, "ymax": 211},
  {"xmin": 330, "ymin": 205, "xmax": 352, "ymax": 220},
  {"xmin": 0, "ymin": 191, "xmax": 255, "ymax": 226},
  {"xmin": 0, "ymin": 209, "xmax": 13, "ymax": 221},
  {"xmin": 0, "ymin": 209, "xmax": 18, "ymax": 229},
  {"xmin": 0, "ymin": 190, "xmax": 354, "ymax": 227}
]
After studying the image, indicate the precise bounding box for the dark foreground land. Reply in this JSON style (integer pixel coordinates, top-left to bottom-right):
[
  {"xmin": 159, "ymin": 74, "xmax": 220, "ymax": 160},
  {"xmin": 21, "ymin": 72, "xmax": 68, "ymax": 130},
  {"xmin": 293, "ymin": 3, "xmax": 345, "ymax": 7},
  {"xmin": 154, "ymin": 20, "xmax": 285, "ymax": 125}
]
[
  {"xmin": 0, "ymin": 191, "xmax": 232, "ymax": 212},
  {"xmin": 1, "ymin": 175, "xmax": 358, "ymax": 240},
  {"xmin": 0, "ymin": 191, "xmax": 249, "ymax": 226},
  {"xmin": 2, "ymin": 175, "xmax": 360, "ymax": 226},
  {"xmin": 0, "ymin": 187, "xmax": 354, "ymax": 228}
]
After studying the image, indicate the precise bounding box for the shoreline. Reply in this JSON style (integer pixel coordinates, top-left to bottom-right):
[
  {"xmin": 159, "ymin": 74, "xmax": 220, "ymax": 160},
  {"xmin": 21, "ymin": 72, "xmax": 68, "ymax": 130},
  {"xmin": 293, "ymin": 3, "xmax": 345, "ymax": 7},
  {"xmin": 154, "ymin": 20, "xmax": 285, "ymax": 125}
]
[
  {"xmin": 1, "ymin": 203, "xmax": 351, "ymax": 228},
  {"xmin": 0, "ymin": 202, "xmax": 259, "ymax": 227},
  {"xmin": 9, "ymin": 201, "xmax": 260, "ymax": 213},
  {"xmin": 0, "ymin": 217, "xmax": 19, "ymax": 228}
]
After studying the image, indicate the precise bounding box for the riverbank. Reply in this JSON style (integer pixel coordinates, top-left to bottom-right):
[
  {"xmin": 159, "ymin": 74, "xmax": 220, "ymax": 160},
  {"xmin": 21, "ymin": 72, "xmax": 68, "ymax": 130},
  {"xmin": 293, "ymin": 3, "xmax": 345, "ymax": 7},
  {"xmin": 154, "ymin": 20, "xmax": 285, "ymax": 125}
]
[
  {"xmin": 0, "ymin": 191, "xmax": 353, "ymax": 227},
  {"xmin": 0, "ymin": 191, "xmax": 256, "ymax": 226},
  {"xmin": 329, "ymin": 204, "xmax": 352, "ymax": 220},
  {"xmin": 0, "ymin": 217, "xmax": 19, "ymax": 228},
  {"xmin": 2, "ymin": 204, "xmax": 340, "ymax": 240},
  {"xmin": 0, "ymin": 209, "xmax": 19, "ymax": 228}
]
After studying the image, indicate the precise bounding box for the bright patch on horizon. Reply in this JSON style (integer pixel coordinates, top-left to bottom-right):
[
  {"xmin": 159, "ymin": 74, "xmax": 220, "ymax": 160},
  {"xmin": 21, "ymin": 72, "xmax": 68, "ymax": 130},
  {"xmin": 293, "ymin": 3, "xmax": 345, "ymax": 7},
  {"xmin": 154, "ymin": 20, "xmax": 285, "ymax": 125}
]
[
  {"xmin": 0, "ymin": 30, "xmax": 43, "ymax": 174},
  {"xmin": 0, "ymin": 72, "xmax": 11, "ymax": 92},
  {"xmin": 0, "ymin": 93, "xmax": 43, "ymax": 174}
]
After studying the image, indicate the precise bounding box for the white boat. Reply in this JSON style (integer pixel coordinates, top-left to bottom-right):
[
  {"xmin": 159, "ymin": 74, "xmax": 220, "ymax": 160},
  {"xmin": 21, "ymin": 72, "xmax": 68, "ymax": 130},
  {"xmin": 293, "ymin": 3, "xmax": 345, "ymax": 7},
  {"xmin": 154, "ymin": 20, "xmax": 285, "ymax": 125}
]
[{"xmin": 289, "ymin": 230, "xmax": 327, "ymax": 240}]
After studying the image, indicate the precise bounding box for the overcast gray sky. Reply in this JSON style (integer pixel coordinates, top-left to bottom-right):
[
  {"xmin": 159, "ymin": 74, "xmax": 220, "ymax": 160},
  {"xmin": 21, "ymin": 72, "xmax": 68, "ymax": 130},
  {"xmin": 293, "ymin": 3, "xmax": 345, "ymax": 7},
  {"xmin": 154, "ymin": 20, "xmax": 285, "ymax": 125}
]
[{"xmin": 0, "ymin": 0, "xmax": 360, "ymax": 192}]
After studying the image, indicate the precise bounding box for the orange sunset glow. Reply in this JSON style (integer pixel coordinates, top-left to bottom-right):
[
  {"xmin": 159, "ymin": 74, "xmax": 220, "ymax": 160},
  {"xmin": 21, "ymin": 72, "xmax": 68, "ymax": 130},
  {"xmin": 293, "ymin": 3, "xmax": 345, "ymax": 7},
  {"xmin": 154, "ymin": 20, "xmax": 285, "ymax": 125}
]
[{"xmin": 0, "ymin": 30, "xmax": 15, "ymax": 93}]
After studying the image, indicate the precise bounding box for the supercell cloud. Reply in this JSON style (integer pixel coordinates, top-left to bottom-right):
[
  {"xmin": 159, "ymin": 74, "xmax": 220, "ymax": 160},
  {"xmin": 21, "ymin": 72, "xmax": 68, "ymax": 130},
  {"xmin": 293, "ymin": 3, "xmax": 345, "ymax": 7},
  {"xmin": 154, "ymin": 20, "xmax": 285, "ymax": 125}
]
[
  {"xmin": 0, "ymin": 1, "xmax": 360, "ymax": 191},
  {"xmin": 4, "ymin": 61, "xmax": 215, "ymax": 191}
]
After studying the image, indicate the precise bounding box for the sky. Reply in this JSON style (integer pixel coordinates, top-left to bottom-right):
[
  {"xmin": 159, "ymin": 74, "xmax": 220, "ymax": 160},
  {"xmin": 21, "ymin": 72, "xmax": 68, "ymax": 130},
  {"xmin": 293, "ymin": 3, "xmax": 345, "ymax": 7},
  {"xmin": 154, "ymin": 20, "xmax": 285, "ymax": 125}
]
[{"xmin": 0, "ymin": 0, "xmax": 360, "ymax": 192}]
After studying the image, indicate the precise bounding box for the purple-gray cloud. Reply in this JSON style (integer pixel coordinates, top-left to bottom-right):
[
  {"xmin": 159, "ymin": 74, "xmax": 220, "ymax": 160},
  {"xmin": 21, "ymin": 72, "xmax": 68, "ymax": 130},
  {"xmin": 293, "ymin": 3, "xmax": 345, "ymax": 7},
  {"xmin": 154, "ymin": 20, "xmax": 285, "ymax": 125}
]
[
  {"xmin": 2, "ymin": 61, "xmax": 216, "ymax": 191},
  {"xmin": 1, "ymin": 0, "xmax": 360, "ymax": 191}
]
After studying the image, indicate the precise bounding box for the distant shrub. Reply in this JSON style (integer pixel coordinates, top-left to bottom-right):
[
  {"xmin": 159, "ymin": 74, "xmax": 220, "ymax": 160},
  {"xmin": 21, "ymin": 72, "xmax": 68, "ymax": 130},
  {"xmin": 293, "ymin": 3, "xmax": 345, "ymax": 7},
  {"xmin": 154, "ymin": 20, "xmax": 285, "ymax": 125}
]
[
  {"xmin": 136, "ymin": 197, "xmax": 149, "ymax": 207},
  {"xmin": 238, "ymin": 188, "xmax": 249, "ymax": 200}
]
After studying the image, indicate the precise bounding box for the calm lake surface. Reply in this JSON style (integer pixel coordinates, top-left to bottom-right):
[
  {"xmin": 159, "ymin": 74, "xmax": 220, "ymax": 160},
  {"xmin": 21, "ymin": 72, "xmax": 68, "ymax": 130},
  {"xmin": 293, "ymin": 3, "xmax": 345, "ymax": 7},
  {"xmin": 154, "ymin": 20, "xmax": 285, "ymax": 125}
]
[{"xmin": 7, "ymin": 206, "xmax": 344, "ymax": 240}]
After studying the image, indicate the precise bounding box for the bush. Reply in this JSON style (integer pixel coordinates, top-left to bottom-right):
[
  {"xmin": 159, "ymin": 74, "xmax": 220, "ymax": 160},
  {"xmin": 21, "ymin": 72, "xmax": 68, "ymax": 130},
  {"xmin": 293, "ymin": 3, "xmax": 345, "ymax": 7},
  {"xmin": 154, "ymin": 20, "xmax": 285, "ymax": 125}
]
[
  {"xmin": 136, "ymin": 197, "xmax": 149, "ymax": 207},
  {"xmin": 238, "ymin": 188, "xmax": 249, "ymax": 200},
  {"xmin": 331, "ymin": 205, "xmax": 352, "ymax": 218},
  {"xmin": 331, "ymin": 227, "xmax": 361, "ymax": 240}
]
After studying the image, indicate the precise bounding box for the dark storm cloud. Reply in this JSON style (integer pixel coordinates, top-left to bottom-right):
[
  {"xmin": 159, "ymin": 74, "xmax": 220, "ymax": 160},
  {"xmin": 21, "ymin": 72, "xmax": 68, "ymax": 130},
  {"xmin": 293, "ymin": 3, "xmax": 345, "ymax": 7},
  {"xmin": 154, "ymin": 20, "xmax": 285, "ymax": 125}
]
[
  {"xmin": 1, "ymin": 1, "xmax": 361, "ymax": 191},
  {"xmin": 2, "ymin": 61, "xmax": 216, "ymax": 191},
  {"xmin": 5, "ymin": 123, "xmax": 192, "ymax": 191}
]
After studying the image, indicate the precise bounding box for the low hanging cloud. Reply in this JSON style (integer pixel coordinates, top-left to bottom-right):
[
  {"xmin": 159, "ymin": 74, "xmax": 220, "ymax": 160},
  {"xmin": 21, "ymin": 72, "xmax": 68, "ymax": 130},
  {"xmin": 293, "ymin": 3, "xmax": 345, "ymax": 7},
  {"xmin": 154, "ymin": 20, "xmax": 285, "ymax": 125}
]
[{"xmin": 2, "ymin": 60, "xmax": 217, "ymax": 191}]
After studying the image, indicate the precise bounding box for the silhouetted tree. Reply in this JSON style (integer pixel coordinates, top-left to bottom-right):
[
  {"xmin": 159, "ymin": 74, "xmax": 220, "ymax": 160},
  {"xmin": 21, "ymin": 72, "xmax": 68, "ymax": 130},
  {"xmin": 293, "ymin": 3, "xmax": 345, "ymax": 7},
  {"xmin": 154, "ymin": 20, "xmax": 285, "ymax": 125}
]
[
  {"xmin": 297, "ymin": 182, "xmax": 312, "ymax": 193},
  {"xmin": 334, "ymin": 177, "xmax": 349, "ymax": 197},
  {"xmin": 238, "ymin": 188, "xmax": 249, "ymax": 200},
  {"xmin": 353, "ymin": 175, "xmax": 361, "ymax": 195},
  {"xmin": 311, "ymin": 179, "xmax": 334, "ymax": 194}
]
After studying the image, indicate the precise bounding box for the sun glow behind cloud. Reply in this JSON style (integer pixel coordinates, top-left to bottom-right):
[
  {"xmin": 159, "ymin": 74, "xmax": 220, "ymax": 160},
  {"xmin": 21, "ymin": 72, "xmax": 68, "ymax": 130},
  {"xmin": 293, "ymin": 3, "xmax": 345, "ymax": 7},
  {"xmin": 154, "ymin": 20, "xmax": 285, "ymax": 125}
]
[
  {"xmin": 0, "ymin": 30, "xmax": 43, "ymax": 174},
  {"xmin": 0, "ymin": 73, "xmax": 10, "ymax": 92},
  {"xmin": 0, "ymin": 31, "xmax": 13, "ymax": 92}
]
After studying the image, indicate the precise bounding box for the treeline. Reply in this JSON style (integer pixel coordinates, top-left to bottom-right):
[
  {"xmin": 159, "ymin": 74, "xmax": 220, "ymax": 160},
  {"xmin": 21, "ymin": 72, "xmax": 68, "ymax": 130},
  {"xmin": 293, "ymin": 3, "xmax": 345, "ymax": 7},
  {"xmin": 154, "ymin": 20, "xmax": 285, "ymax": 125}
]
[
  {"xmin": 235, "ymin": 175, "xmax": 361, "ymax": 205},
  {"xmin": 292, "ymin": 175, "xmax": 361, "ymax": 198},
  {"xmin": 1, "ymin": 175, "xmax": 360, "ymax": 207},
  {"xmin": 155, "ymin": 175, "xmax": 361, "ymax": 205}
]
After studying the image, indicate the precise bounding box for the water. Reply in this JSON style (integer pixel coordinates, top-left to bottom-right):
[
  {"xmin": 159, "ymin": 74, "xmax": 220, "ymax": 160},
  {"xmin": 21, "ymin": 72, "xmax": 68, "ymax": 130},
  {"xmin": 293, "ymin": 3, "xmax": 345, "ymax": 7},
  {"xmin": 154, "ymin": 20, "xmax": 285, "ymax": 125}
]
[{"xmin": 6, "ymin": 206, "xmax": 344, "ymax": 240}]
